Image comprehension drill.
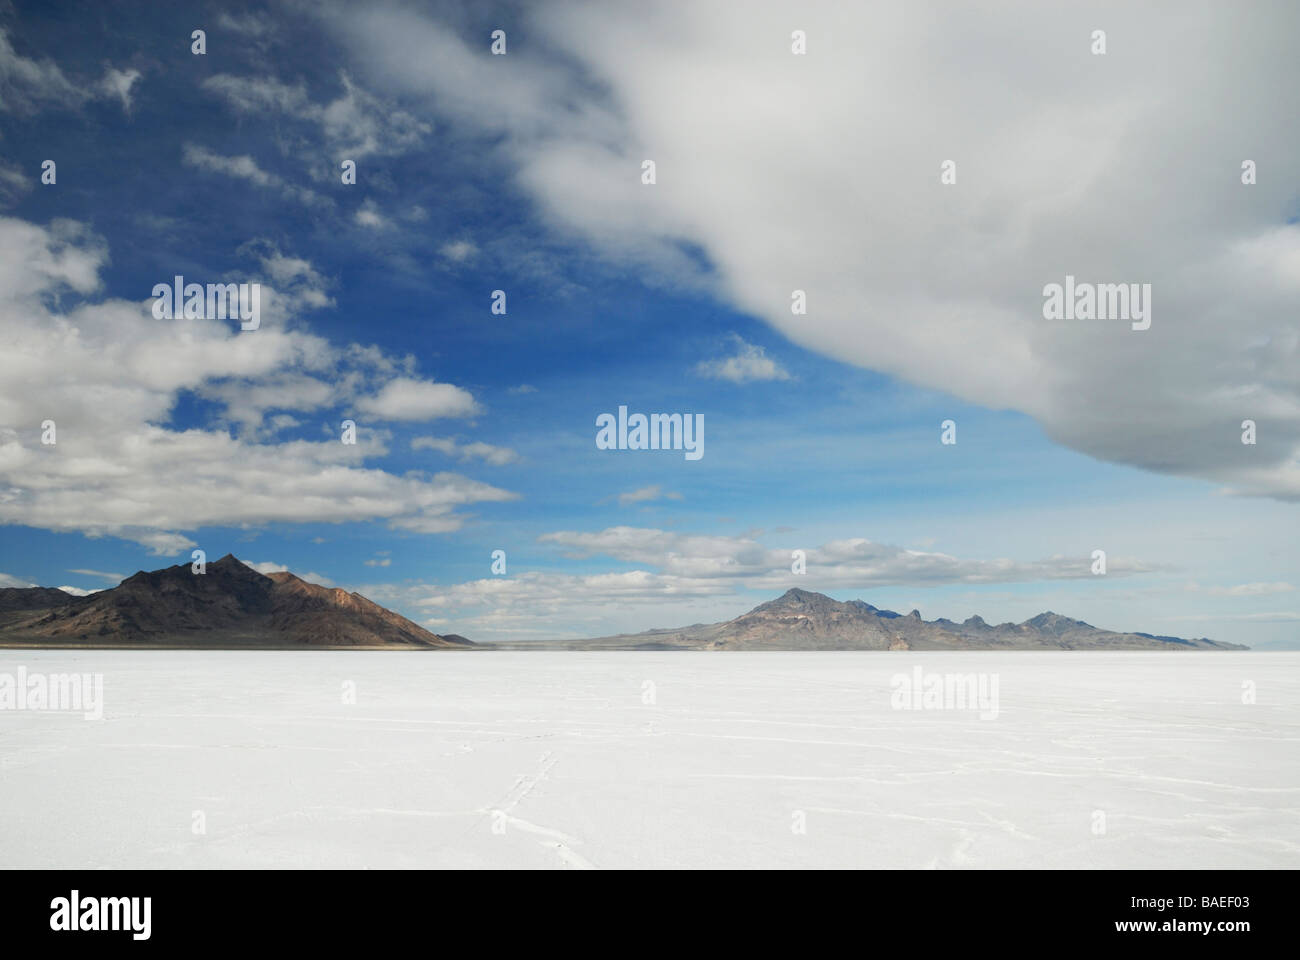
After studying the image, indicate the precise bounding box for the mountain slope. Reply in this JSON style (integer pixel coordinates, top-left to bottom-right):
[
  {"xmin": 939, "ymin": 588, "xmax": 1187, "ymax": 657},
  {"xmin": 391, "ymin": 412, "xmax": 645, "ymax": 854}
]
[
  {"xmin": 568, "ymin": 588, "xmax": 1246, "ymax": 650},
  {"xmin": 0, "ymin": 554, "xmax": 470, "ymax": 648}
]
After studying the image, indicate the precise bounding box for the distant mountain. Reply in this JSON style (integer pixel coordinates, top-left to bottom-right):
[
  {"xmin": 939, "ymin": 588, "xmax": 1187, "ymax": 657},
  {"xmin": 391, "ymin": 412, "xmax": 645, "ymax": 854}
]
[
  {"xmin": 568, "ymin": 587, "xmax": 1246, "ymax": 650},
  {"xmin": 0, "ymin": 586, "xmax": 81, "ymax": 613},
  {"xmin": 0, "ymin": 554, "xmax": 471, "ymax": 649}
]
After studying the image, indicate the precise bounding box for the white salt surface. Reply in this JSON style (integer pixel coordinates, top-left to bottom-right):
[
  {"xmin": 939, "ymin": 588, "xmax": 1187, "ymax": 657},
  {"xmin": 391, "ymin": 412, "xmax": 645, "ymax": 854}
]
[{"xmin": 0, "ymin": 651, "xmax": 1296, "ymax": 869}]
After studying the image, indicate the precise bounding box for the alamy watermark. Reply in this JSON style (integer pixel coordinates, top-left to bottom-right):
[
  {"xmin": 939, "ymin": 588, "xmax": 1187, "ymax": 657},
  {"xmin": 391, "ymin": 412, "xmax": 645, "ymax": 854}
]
[
  {"xmin": 1042, "ymin": 275, "xmax": 1151, "ymax": 330},
  {"xmin": 152, "ymin": 275, "xmax": 260, "ymax": 330},
  {"xmin": 890, "ymin": 666, "xmax": 999, "ymax": 720},
  {"xmin": 596, "ymin": 405, "xmax": 704, "ymax": 460},
  {"xmin": 0, "ymin": 666, "xmax": 103, "ymax": 719}
]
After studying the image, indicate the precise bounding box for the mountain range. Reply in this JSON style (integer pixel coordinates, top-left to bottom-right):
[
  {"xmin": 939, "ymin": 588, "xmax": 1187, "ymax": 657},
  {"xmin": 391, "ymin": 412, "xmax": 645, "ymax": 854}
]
[
  {"xmin": 0, "ymin": 561, "xmax": 1246, "ymax": 650},
  {"xmin": 0, "ymin": 554, "xmax": 469, "ymax": 649},
  {"xmin": 559, "ymin": 587, "xmax": 1246, "ymax": 650}
]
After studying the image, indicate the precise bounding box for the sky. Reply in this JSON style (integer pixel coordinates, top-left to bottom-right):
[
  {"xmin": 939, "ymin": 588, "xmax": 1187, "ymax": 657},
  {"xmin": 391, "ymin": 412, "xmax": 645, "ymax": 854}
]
[{"xmin": 0, "ymin": 0, "xmax": 1297, "ymax": 647}]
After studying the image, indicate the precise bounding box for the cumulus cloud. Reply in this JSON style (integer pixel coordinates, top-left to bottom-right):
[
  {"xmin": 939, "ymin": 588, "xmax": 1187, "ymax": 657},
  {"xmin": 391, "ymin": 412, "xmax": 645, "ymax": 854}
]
[
  {"xmin": 0, "ymin": 215, "xmax": 516, "ymax": 552},
  {"xmin": 695, "ymin": 335, "xmax": 791, "ymax": 383},
  {"xmin": 358, "ymin": 379, "xmax": 480, "ymax": 421},
  {"xmin": 325, "ymin": 0, "xmax": 1300, "ymax": 500}
]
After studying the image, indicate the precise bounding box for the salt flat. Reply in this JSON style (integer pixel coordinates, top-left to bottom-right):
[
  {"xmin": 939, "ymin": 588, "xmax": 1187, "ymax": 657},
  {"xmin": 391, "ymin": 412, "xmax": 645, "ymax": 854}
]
[{"xmin": 1, "ymin": 651, "xmax": 1296, "ymax": 869}]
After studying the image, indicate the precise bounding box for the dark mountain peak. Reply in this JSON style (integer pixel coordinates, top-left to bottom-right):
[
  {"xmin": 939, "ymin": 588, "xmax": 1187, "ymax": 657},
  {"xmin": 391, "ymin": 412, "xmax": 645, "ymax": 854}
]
[
  {"xmin": 1, "ymin": 555, "xmax": 468, "ymax": 648},
  {"xmin": 963, "ymin": 614, "xmax": 987, "ymax": 627},
  {"xmin": 776, "ymin": 587, "xmax": 828, "ymax": 603},
  {"xmin": 907, "ymin": 609, "xmax": 922, "ymax": 620},
  {"xmin": 849, "ymin": 599, "xmax": 901, "ymax": 618},
  {"xmin": 1024, "ymin": 611, "xmax": 1091, "ymax": 633},
  {"xmin": 0, "ymin": 586, "xmax": 81, "ymax": 613}
]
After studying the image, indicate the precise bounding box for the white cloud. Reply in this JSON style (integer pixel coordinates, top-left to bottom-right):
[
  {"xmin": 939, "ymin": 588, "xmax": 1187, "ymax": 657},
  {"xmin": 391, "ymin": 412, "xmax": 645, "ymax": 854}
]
[
  {"xmin": 411, "ymin": 435, "xmax": 518, "ymax": 465},
  {"xmin": 1205, "ymin": 581, "xmax": 1294, "ymax": 597},
  {"xmin": 0, "ymin": 28, "xmax": 141, "ymax": 114},
  {"xmin": 695, "ymin": 335, "xmax": 791, "ymax": 383},
  {"xmin": 355, "ymin": 201, "xmax": 388, "ymax": 229},
  {"xmin": 1161, "ymin": 611, "xmax": 1300, "ymax": 623},
  {"xmin": 615, "ymin": 485, "xmax": 681, "ymax": 506},
  {"xmin": 216, "ymin": 12, "xmax": 275, "ymax": 37},
  {"xmin": 366, "ymin": 525, "xmax": 1161, "ymax": 642},
  {"xmin": 55, "ymin": 584, "xmax": 97, "ymax": 596},
  {"xmin": 536, "ymin": 526, "xmax": 1158, "ymax": 586},
  {"xmin": 439, "ymin": 240, "xmax": 478, "ymax": 263},
  {"xmin": 67, "ymin": 568, "xmax": 125, "ymax": 584},
  {"xmin": 0, "ymin": 216, "xmax": 517, "ymax": 552},
  {"xmin": 0, "ymin": 572, "xmax": 35, "ymax": 588},
  {"xmin": 327, "ymin": 1, "xmax": 1300, "ymax": 500},
  {"xmin": 0, "ymin": 159, "xmax": 32, "ymax": 205},
  {"xmin": 182, "ymin": 143, "xmax": 328, "ymax": 207},
  {"xmin": 358, "ymin": 379, "xmax": 480, "ymax": 421},
  {"xmin": 98, "ymin": 67, "xmax": 140, "ymax": 112},
  {"xmin": 0, "ymin": 27, "xmax": 83, "ymax": 111},
  {"xmin": 202, "ymin": 71, "xmax": 431, "ymax": 159}
]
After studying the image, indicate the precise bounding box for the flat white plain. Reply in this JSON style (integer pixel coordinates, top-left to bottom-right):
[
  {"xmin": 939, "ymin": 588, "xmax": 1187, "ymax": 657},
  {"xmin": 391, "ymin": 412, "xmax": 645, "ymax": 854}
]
[{"xmin": 0, "ymin": 652, "xmax": 1295, "ymax": 869}]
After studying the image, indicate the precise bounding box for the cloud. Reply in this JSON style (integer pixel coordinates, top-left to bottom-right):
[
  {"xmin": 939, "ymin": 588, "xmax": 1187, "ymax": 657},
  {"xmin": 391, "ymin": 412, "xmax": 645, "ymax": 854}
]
[
  {"xmin": 411, "ymin": 435, "xmax": 518, "ymax": 465},
  {"xmin": 1205, "ymin": 581, "xmax": 1295, "ymax": 597},
  {"xmin": 358, "ymin": 379, "xmax": 480, "ymax": 421},
  {"xmin": 439, "ymin": 239, "xmax": 478, "ymax": 263},
  {"xmin": 0, "ymin": 28, "xmax": 141, "ymax": 114},
  {"xmin": 0, "ymin": 159, "xmax": 29, "ymax": 206},
  {"xmin": 614, "ymin": 485, "xmax": 681, "ymax": 506},
  {"xmin": 181, "ymin": 143, "xmax": 328, "ymax": 207},
  {"xmin": 54, "ymin": 585, "xmax": 97, "ymax": 596},
  {"xmin": 695, "ymin": 335, "xmax": 791, "ymax": 383},
  {"xmin": 535, "ymin": 526, "xmax": 1156, "ymax": 586},
  {"xmin": 326, "ymin": 1, "xmax": 1300, "ymax": 500},
  {"xmin": 355, "ymin": 200, "xmax": 388, "ymax": 229},
  {"xmin": 98, "ymin": 67, "xmax": 140, "ymax": 111},
  {"xmin": 0, "ymin": 572, "xmax": 35, "ymax": 588},
  {"xmin": 1161, "ymin": 611, "xmax": 1300, "ymax": 623},
  {"xmin": 366, "ymin": 524, "xmax": 1162, "ymax": 642},
  {"xmin": 202, "ymin": 71, "xmax": 431, "ymax": 159},
  {"xmin": 216, "ymin": 12, "xmax": 276, "ymax": 38},
  {"xmin": 66, "ymin": 568, "xmax": 125, "ymax": 584},
  {"xmin": 181, "ymin": 143, "xmax": 275, "ymax": 186},
  {"xmin": 0, "ymin": 215, "xmax": 517, "ymax": 552},
  {"xmin": 0, "ymin": 27, "xmax": 83, "ymax": 111}
]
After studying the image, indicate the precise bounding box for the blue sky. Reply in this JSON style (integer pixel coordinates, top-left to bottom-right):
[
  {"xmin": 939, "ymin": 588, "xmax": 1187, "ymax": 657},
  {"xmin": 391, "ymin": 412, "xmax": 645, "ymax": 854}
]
[{"xmin": 1, "ymin": 1, "xmax": 1297, "ymax": 646}]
